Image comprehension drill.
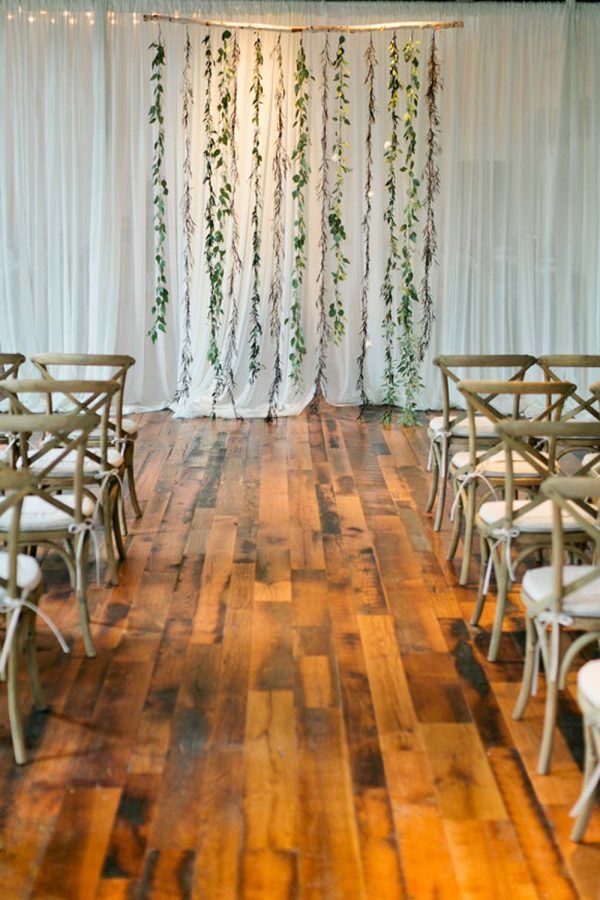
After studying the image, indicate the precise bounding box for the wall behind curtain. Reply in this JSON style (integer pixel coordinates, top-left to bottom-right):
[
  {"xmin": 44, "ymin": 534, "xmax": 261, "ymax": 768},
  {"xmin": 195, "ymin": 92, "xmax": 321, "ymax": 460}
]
[{"xmin": 0, "ymin": 2, "xmax": 598, "ymax": 414}]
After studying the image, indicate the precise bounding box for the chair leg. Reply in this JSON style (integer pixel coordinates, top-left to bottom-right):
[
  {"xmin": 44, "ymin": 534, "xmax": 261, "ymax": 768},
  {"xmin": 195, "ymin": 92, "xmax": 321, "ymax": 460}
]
[
  {"xmin": 570, "ymin": 720, "xmax": 598, "ymax": 842},
  {"xmin": 487, "ymin": 551, "xmax": 507, "ymax": 662},
  {"xmin": 425, "ymin": 451, "xmax": 439, "ymax": 514},
  {"xmin": 538, "ymin": 673, "xmax": 559, "ymax": 775},
  {"xmin": 434, "ymin": 447, "xmax": 450, "ymax": 532},
  {"xmin": 125, "ymin": 443, "xmax": 142, "ymax": 519},
  {"xmin": 102, "ymin": 491, "xmax": 119, "ymax": 587},
  {"xmin": 25, "ymin": 609, "xmax": 45, "ymax": 712},
  {"xmin": 471, "ymin": 534, "xmax": 489, "ymax": 627},
  {"xmin": 459, "ymin": 483, "xmax": 476, "ymax": 585},
  {"xmin": 75, "ymin": 535, "xmax": 96, "ymax": 658},
  {"xmin": 112, "ymin": 489, "xmax": 127, "ymax": 562},
  {"xmin": 513, "ymin": 614, "xmax": 536, "ymax": 720},
  {"xmin": 7, "ymin": 620, "xmax": 26, "ymax": 765},
  {"xmin": 447, "ymin": 482, "xmax": 462, "ymax": 561}
]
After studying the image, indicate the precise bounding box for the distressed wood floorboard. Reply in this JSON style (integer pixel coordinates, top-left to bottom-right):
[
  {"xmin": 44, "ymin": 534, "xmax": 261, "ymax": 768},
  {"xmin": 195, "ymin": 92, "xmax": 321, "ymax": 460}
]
[{"xmin": 0, "ymin": 407, "xmax": 598, "ymax": 899}]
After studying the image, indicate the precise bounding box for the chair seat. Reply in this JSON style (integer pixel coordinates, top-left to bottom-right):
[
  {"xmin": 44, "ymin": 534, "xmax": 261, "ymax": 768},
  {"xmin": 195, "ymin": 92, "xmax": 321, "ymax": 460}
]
[
  {"xmin": 451, "ymin": 449, "xmax": 548, "ymax": 479},
  {"xmin": 478, "ymin": 499, "xmax": 590, "ymax": 533},
  {"xmin": 0, "ymin": 551, "xmax": 42, "ymax": 593},
  {"xmin": 24, "ymin": 447, "xmax": 123, "ymax": 478},
  {"xmin": 428, "ymin": 415, "xmax": 498, "ymax": 439},
  {"xmin": 89, "ymin": 417, "xmax": 138, "ymax": 441},
  {"xmin": 0, "ymin": 495, "xmax": 95, "ymax": 533},
  {"xmin": 522, "ymin": 565, "xmax": 600, "ymax": 617},
  {"xmin": 578, "ymin": 659, "xmax": 600, "ymax": 708}
]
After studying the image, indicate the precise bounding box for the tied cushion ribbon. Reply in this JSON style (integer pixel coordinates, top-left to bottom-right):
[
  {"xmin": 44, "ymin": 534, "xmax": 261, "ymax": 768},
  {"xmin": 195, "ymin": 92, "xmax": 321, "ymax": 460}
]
[
  {"xmin": 96, "ymin": 467, "xmax": 127, "ymax": 537},
  {"xmin": 531, "ymin": 610, "xmax": 574, "ymax": 694},
  {"xmin": 450, "ymin": 470, "xmax": 499, "ymax": 522},
  {"xmin": 68, "ymin": 519, "xmax": 102, "ymax": 586},
  {"xmin": 482, "ymin": 526, "xmax": 520, "ymax": 596},
  {"xmin": 0, "ymin": 588, "xmax": 69, "ymax": 679},
  {"xmin": 427, "ymin": 428, "xmax": 452, "ymax": 473}
]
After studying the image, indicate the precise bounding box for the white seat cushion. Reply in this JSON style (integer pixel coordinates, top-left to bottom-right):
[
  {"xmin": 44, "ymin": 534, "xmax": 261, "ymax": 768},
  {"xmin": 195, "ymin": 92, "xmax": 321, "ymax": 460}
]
[
  {"xmin": 89, "ymin": 417, "xmax": 138, "ymax": 441},
  {"xmin": 522, "ymin": 565, "xmax": 600, "ymax": 617},
  {"xmin": 578, "ymin": 659, "xmax": 600, "ymax": 708},
  {"xmin": 428, "ymin": 415, "xmax": 498, "ymax": 439},
  {"xmin": 24, "ymin": 447, "xmax": 123, "ymax": 478},
  {"xmin": 0, "ymin": 495, "xmax": 95, "ymax": 533},
  {"xmin": 478, "ymin": 499, "xmax": 591, "ymax": 533},
  {"xmin": 0, "ymin": 551, "xmax": 42, "ymax": 593},
  {"xmin": 451, "ymin": 450, "xmax": 547, "ymax": 479}
]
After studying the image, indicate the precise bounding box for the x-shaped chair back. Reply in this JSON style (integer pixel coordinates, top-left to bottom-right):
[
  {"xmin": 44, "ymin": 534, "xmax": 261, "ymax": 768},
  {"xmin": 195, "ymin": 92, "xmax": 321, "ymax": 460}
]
[
  {"xmin": 31, "ymin": 355, "xmax": 135, "ymax": 445},
  {"xmin": 0, "ymin": 355, "xmax": 25, "ymax": 382},
  {"xmin": 0, "ymin": 379, "xmax": 118, "ymax": 475},
  {"xmin": 537, "ymin": 356, "xmax": 600, "ymax": 431},
  {"xmin": 434, "ymin": 355, "xmax": 537, "ymax": 432}
]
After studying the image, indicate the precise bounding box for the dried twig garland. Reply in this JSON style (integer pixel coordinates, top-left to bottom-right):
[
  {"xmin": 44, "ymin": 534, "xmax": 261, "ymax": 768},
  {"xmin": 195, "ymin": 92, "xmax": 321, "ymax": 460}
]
[
  {"xmin": 203, "ymin": 34, "xmax": 225, "ymax": 413},
  {"xmin": 148, "ymin": 29, "xmax": 170, "ymax": 343},
  {"xmin": 397, "ymin": 38, "xmax": 421, "ymax": 424},
  {"xmin": 174, "ymin": 29, "xmax": 195, "ymax": 400},
  {"xmin": 357, "ymin": 36, "xmax": 377, "ymax": 414},
  {"xmin": 288, "ymin": 38, "xmax": 311, "ymax": 391},
  {"xmin": 266, "ymin": 35, "xmax": 289, "ymax": 423},
  {"xmin": 309, "ymin": 36, "xmax": 332, "ymax": 415},
  {"xmin": 248, "ymin": 33, "xmax": 264, "ymax": 384},
  {"xmin": 419, "ymin": 31, "xmax": 441, "ymax": 361},
  {"xmin": 329, "ymin": 34, "xmax": 350, "ymax": 344},
  {"xmin": 221, "ymin": 32, "xmax": 242, "ymax": 408},
  {"xmin": 380, "ymin": 33, "xmax": 402, "ymax": 425}
]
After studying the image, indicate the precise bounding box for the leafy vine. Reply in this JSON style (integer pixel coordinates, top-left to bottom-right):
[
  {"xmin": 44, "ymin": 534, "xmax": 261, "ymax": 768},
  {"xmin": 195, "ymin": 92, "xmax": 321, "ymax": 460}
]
[
  {"xmin": 397, "ymin": 38, "xmax": 421, "ymax": 424},
  {"xmin": 288, "ymin": 38, "xmax": 311, "ymax": 391},
  {"xmin": 266, "ymin": 35, "xmax": 289, "ymax": 423},
  {"xmin": 148, "ymin": 29, "xmax": 169, "ymax": 343},
  {"xmin": 419, "ymin": 32, "xmax": 441, "ymax": 361},
  {"xmin": 174, "ymin": 29, "xmax": 194, "ymax": 402},
  {"xmin": 357, "ymin": 37, "xmax": 377, "ymax": 413},
  {"xmin": 310, "ymin": 36, "xmax": 332, "ymax": 415},
  {"xmin": 380, "ymin": 33, "xmax": 402, "ymax": 425},
  {"xmin": 248, "ymin": 33, "xmax": 264, "ymax": 384},
  {"xmin": 328, "ymin": 35, "xmax": 350, "ymax": 344}
]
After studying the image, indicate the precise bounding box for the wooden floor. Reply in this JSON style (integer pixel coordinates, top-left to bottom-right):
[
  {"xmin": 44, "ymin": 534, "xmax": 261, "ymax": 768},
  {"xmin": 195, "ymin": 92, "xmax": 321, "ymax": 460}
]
[{"xmin": 0, "ymin": 407, "xmax": 599, "ymax": 899}]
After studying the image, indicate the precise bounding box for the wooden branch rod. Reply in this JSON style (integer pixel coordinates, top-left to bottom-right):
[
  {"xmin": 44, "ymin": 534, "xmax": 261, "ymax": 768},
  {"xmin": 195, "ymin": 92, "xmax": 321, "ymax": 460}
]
[{"xmin": 142, "ymin": 14, "xmax": 463, "ymax": 33}]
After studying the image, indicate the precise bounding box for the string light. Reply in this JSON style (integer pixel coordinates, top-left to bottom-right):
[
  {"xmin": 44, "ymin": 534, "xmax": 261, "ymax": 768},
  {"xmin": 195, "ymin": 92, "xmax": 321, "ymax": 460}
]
[
  {"xmin": 28, "ymin": 14, "xmax": 35, "ymax": 23},
  {"xmin": 50, "ymin": 16, "xmax": 55, "ymax": 23},
  {"xmin": 7, "ymin": 13, "xmax": 13, "ymax": 20}
]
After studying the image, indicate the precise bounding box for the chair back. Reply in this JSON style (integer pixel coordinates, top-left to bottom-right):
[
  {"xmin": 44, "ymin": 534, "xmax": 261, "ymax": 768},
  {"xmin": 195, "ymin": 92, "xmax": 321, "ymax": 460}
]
[
  {"xmin": 537, "ymin": 356, "xmax": 600, "ymax": 427},
  {"xmin": 0, "ymin": 355, "xmax": 25, "ymax": 381},
  {"xmin": 433, "ymin": 355, "xmax": 537, "ymax": 433},
  {"xmin": 0, "ymin": 469, "xmax": 36, "ymax": 599},
  {"xmin": 0, "ymin": 412, "xmax": 99, "ymax": 535},
  {"xmin": 0, "ymin": 379, "xmax": 118, "ymax": 473},
  {"xmin": 31, "ymin": 354, "xmax": 135, "ymax": 443}
]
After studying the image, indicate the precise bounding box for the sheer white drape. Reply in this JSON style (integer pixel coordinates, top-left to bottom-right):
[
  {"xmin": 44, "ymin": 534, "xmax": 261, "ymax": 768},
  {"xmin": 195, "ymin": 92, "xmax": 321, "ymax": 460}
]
[{"xmin": 0, "ymin": 2, "xmax": 599, "ymax": 414}]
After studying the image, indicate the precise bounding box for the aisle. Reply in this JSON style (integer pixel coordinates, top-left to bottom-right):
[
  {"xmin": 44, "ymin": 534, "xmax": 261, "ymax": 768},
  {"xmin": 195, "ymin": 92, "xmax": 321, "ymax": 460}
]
[{"xmin": 0, "ymin": 408, "xmax": 598, "ymax": 898}]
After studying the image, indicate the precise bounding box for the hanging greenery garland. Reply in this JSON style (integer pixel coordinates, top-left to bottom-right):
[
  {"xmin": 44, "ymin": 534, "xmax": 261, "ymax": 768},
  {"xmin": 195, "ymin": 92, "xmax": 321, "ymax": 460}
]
[
  {"xmin": 419, "ymin": 32, "xmax": 441, "ymax": 361},
  {"xmin": 221, "ymin": 32, "xmax": 242, "ymax": 406},
  {"xmin": 248, "ymin": 33, "xmax": 264, "ymax": 385},
  {"xmin": 202, "ymin": 33, "xmax": 225, "ymax": 411},
  {"xmin": 357, "ymin": 36, "xmax": 377, "ymax": 413},
  {"xmin": 397, "ymin": 37, "xmax": 422, "ymax": 424},
  {"xmin": 380, "ymin": 33, "xmax": 402, "ymax": 425},
  {"xmin": 329, "ymin": 35, "xmax": 350, "ymax": 344},
  {"xmin": 266, "ymin": 35, "xmax": 289, "ymax": 423},
  {"xmin": 310, "ymin": 37, "xmax": 332, "ymax": 415},
  {"xmin": 148, "ymin": 28, "xmax": 170, "ymax": 343},
  {"xmin": 289, "ymin": 38, "xmax": 311, "ymax": 391},
  {"xmin": 174, "ymin": 29, "xmax": 194, "ymax": 402}
]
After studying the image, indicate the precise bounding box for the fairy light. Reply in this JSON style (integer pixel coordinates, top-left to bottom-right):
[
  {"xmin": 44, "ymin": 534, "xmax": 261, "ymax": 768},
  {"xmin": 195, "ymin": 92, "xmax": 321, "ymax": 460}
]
[
  {"xmin": 50, "ymin": 16, "xmax": 55, "ymax": 22},
  {"xmin": 28, "ymin": 14, "xmax": 35, "ymax": 23},
  {"xmin": 7, "ymin": 13, "xmax": 13, "ymax": 20},
  {"xmin": 69, "ymin": 16, "xmax": 75, "ymax": 24}
]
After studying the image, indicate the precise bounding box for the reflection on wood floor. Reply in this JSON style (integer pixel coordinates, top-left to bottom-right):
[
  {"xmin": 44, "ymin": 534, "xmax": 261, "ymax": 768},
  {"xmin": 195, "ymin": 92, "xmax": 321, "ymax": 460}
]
[{"xmin": 0, "ymin": 407, "xmax": 598, "ymax": 898}]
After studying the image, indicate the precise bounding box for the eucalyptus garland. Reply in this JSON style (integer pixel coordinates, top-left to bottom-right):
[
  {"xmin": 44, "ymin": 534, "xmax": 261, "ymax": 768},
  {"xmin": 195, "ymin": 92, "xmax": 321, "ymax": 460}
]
[
  {"xmin": 148, "ymin": 29, "xmax": 169, "ymax": 343},
  {"xmin": 380, "ymin": 33, "xmax": 402, "ymax": 425},
  {"xmin": 289, "ymin": 38, "xmax": 311, "ymax": 390},
  {"xmin": 174, "ymin": 29, "xmax": 194, "ymax": 402},
  {"xmin": 248, "ymin": 33, "xmax": 264, "ymax": 385},
  {"xmin": 222, "ymin": 32, "xmax": 242, "ymax": 406},
  {"xmin": 397, "ymin": 38, "xmax": 421, "ymax": 424},
  {"xmin": 266, "ymin": 35, "xmax": 289, "ymax": 423},
  {"xmin": 310, "ymin": 36, "xmax": 332, "ymax": 414},
  {"xmin": 202, "ymin": 34, "xmax": 225, "ymax": 406},
  {"xmin": 419, "ymin": 32, "xmax": 441, "ymax": 361},
  {"xmin": 357, "ymin": 37, "xmax": 377, "ymax": 412},
  {"xmin": 329, "ymin": 35, "xmax": 350, "ymax": 344}
]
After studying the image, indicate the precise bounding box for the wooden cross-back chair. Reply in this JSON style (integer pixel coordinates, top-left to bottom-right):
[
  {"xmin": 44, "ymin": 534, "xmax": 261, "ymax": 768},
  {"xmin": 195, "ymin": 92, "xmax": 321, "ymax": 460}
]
[
  {"xmin": 0, "ymin": 412, "xmax": 100, "ymax": 665},
  {"xmin": 537, "ymin": 356, "xmax": 600, "ymax": 458},
  {"xmin": 475, "ymin": 420, "xmax": 600, "ymax": 662},
  {"xmin": 508, "ymin": 476, "xmax": 600, "ymax": 776},
  {"xmin": 449, "ymin": 380, "xmax": 575, "ymax": 591},
  {"xmin": 426, "ymin": 355, "xmax": 537, "ymax": 531},
  {"xmin": 0, "ymin": 354, "xmax": 26, "ymax": 457},
  {"xmin": 0, "ymin": 379, "xmax": 126, "ymax": 586},
  {"xmin": 31, "ymin": 354, "xmax": 142, "ymax": 518}
]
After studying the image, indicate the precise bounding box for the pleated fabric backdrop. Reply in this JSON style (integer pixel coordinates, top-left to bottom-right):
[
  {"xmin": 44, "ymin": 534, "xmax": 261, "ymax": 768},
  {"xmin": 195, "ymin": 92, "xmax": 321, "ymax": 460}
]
[{"xmin": 0, "ymin": 1, "xmax": 599, "ymax": 415}]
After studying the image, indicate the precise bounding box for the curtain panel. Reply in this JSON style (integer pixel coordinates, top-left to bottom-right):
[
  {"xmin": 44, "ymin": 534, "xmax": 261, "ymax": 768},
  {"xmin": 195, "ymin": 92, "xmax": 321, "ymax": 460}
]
[{"xmin": 0, "ymin": 2, "xmax": 598, "ymax": 415}]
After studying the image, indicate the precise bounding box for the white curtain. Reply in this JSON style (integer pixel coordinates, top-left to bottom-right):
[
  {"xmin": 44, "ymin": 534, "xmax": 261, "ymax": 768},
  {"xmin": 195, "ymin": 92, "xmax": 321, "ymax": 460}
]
[{"xmin": 0, "ymin": 2, "xmax": 599, "ymax": 415}]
